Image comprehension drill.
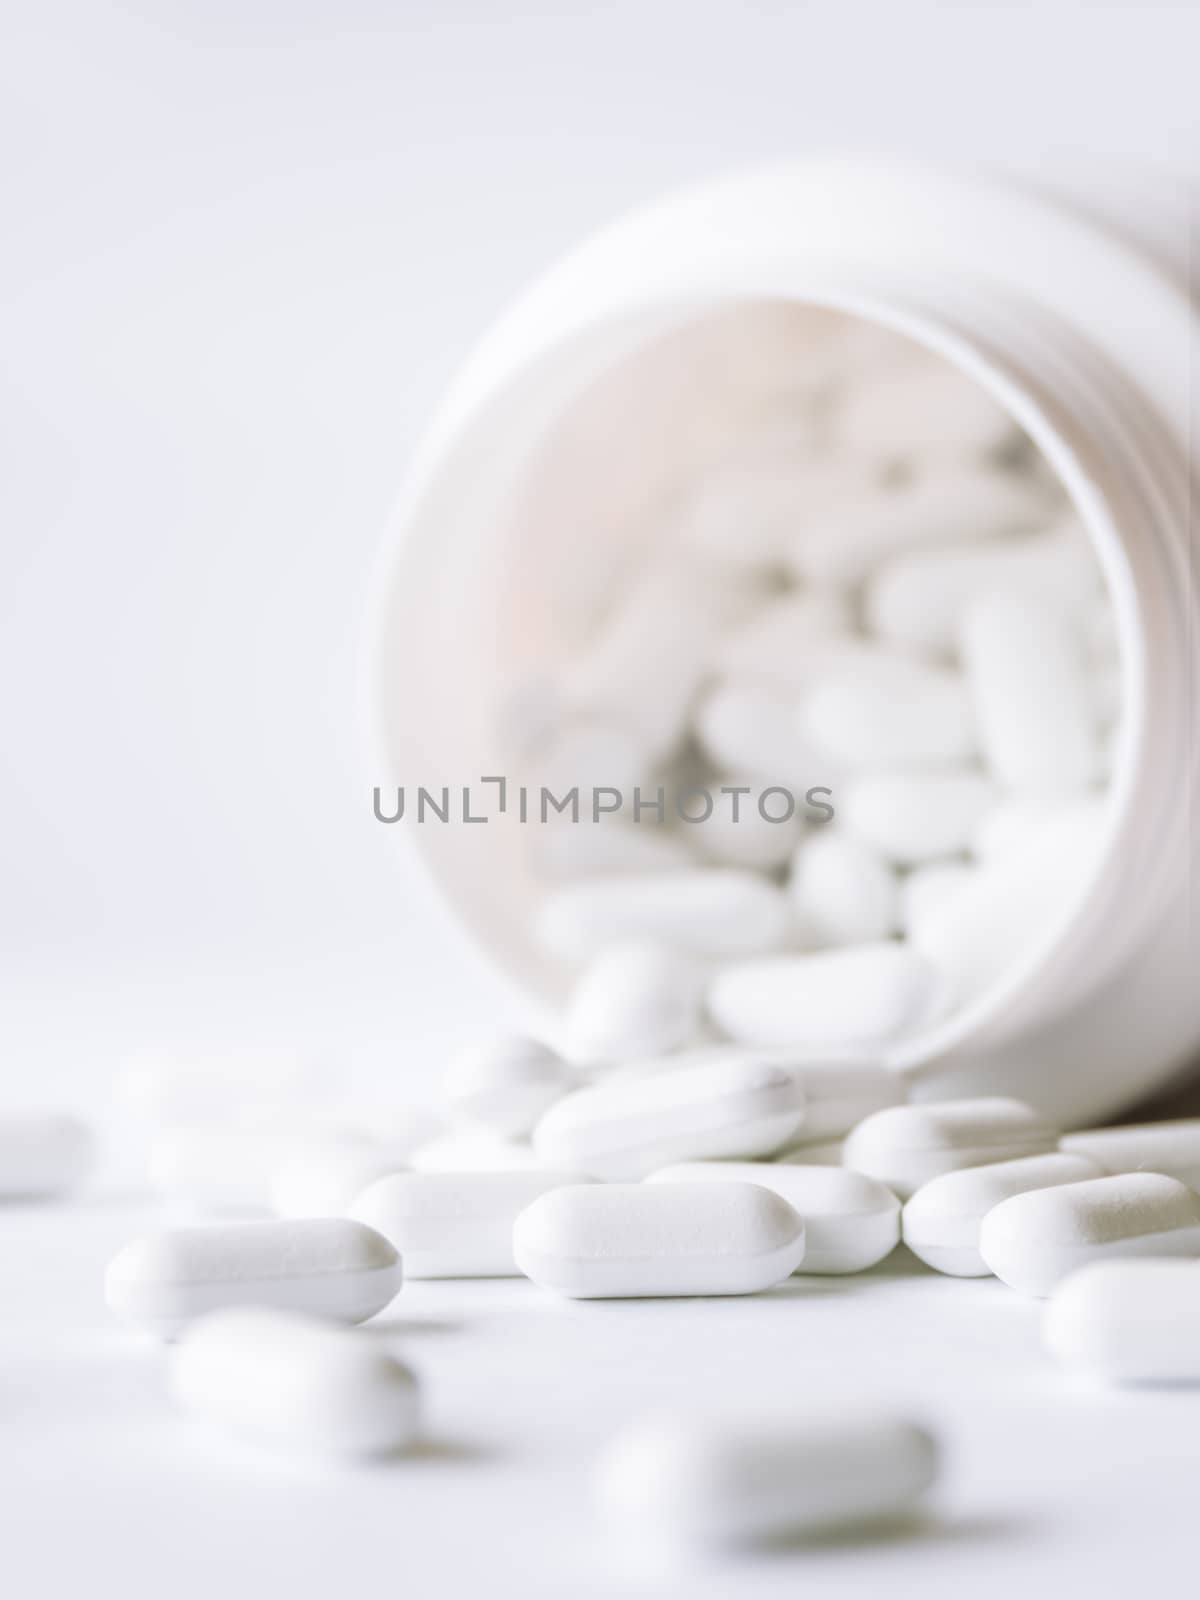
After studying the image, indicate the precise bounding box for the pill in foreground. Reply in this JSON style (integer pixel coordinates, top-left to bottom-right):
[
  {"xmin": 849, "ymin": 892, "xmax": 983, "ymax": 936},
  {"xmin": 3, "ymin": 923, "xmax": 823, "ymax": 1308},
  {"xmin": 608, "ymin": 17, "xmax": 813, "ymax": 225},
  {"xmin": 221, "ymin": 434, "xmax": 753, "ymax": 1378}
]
[
  {"xmin": 1044, "ymin": 1260, "xmax": 1200, "ymax": 1384},
  {"xmin": 595, "ymin": 1408, "xmax": 939, "ymax": 1548},
  {"xmin": 902, "ymin": 1151, "xmax": 1102, "ymax": 1277},
  {"xmin": 349, "ymin": 1169, "xmax": 580, "ymax": 1278},
  {"xmin": 105, "ymin": 1217, "xmax": 403, "ymax": 1338},
  {"xmin": 170, "ymin": 1308, "xmax": 420, "ymax": 1459},
  {"xmin": 842, "ymin": 1097, "xmax": 1058, "ymax": 1200},
  {"xmin": 979, "ymin": 1173, "xmax": 1200, "ymax": 1297},
  {"xmin": 514, "ymin": 1182, "xmax": 806, "ymax": 1298},
  {"xmin": 532, "ymin": 1055, "xmax": 806, "ymax": 1180},
  {"xmin": 0, "ymin": 1112, "xmax": 93, "ymax": 1198},
  {"xmin": 647, "ymin": 1162, "xmax": 899, "ymax": 1275}
]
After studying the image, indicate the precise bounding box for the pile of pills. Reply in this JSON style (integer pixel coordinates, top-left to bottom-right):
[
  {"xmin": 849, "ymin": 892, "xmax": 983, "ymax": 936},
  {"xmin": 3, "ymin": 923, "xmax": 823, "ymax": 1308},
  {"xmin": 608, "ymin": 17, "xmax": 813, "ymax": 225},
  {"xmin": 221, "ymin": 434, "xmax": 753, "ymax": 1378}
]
[
  {"xmin": 7, "ymin": 1024, "xmax": 1200, "ymax": 1554},
  {"xmin": 0, "ymin": 317, "xmax": 1168, "ymax": 1561},
  {"xmin": 499, "ymin": 309, "xmax": 1119, "ymax": 1056}
]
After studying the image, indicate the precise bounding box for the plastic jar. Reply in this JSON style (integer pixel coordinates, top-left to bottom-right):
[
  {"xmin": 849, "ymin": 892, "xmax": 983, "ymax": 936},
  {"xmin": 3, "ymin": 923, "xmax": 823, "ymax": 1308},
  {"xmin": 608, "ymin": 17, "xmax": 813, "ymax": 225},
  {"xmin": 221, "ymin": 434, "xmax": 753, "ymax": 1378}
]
[{"xmin": 366, "ymin": 158, "xmax": 1198, "ymax": 1128}]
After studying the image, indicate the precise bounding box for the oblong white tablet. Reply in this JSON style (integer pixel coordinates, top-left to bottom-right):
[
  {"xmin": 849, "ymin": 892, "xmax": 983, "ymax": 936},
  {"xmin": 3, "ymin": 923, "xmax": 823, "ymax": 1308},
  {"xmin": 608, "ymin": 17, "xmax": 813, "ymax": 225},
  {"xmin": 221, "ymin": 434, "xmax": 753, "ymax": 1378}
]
[
  {"xmin": 348, "ymin": 1169, "xmax": 580, "ymax": 1278},
  {"xmin": 1058, "ymin": 1120, "xmax": 1200, "ymax": 1190},
  {"xmin": 648, "ymin": 1162, "xmax": 899, "ymax": 1275},
  {"xmin": 1044, "ymin": 1260, "xmax": 1200, "ymax": 1384},
  {"xmin": 980, "ymin": 1173, "xmax": 1200, "ymax": 1298},
  {"xmin": 105, "ymin": 1217, "xmax": 402, "ymax": 1337},
  {"xmin": 514, "ymin": 1182, "xmax": 806, "ymax": 1297},
  {"xmin": 170, "ymin": 1308, "xmax": 420, "ymax": 1458},
  {"xmin": 563, "ymin": 942, "xmax": 703, "ymax": 1064},
  {"xmin": 0, "ymin": 1112, "xmax": 93, "ymax": 1198},
  {"xmin": 595, "ymin": 1407, "xmax": 939, "ymax": 1546},
  {"xmin": 902, "ymin": 1151, "xmax": 1102, "ymax": 1276},
  {"xmin": 842, "ymin": 1098, "xmax": 1058, "ymax": 1200},
  {"xmin": 531, "ymin": 1057, "xmax": 807, "ymax": 1180},
  {"xmin": 707, "ymin": 945, "xmax": 939, "ymax": 1050}
]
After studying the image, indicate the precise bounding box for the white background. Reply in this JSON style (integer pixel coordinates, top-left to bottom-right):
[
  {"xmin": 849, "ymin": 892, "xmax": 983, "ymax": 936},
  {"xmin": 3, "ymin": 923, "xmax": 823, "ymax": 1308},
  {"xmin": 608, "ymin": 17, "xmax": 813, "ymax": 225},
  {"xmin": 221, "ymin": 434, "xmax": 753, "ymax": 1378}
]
[
  {"xmin": 3, "ymin": 7, "xmax": 1200, "ymax": 1600},
  {"xmin": 1, "ymin": 0, "xmax": 1197, "ymax": 1108}
]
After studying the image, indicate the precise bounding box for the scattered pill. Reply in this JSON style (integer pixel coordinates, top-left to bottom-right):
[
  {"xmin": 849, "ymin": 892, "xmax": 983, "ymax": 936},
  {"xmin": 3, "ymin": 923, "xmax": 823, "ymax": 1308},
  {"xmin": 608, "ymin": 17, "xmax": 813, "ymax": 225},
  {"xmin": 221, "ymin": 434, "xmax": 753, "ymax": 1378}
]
[
  {"xmin": 980, "ymin": 1173, "xmax": 1200, "ymax": 1297},
  {"xmin": 531, "ymin": 1056, "xmax": 806, "ymax": 1180},
  {"xmin": 902, "ymin": 1151, "xmax": 1102, "ymax": 1276},
  {"xmin": 514, "ymin": 1181, "xmax": 806, "ymax": 1297},
  {"xmin": 594, "ymin": 1407, "xmax": 939, "ymax": 1547},
  {"xmin": 801, "ymin": 653, "xmax": 975, "ymax": 771},
  {"xmin": 105, "ymin": 1217, "xmax": 402, "ymax": 1338},
  {"xmin": 170, "ymin": 1308, "xmax": 420, "ymax": 1458},
  {"xmin": 648, "ymin": 1161, "xmax": 900, "ymax": 1274},
  {"xmin": 843, "ymin": 1098, "xmax": 1058, "ymax": 1200},
  {"xmin": 349, "ymin": 1169, "xmax": 579, "ymax": 1278},
  {"xmin": 1044, "ymin": 1259, "xmax": 1200, "ymax": 1384},
  {"xmin": 693, "ymin": 682, "xmax": 828, "ymax": 789}
]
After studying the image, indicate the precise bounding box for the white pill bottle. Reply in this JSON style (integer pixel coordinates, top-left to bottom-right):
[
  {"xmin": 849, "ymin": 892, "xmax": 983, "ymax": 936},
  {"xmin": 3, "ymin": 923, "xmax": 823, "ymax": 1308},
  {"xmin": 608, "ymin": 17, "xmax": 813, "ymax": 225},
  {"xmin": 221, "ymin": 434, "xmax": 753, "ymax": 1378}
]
[{"xmin": 366, "ymin": 159, "xmax": 1197, "ymax": 1128}]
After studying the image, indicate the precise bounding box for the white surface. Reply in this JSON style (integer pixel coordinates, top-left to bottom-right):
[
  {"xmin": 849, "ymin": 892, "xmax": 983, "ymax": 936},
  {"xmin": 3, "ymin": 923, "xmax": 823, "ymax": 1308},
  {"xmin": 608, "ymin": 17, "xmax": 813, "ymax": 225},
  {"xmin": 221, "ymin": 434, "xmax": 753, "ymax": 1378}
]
[{"xmin": 9, "ymin": 1192, "xmax": 1200, "ymax": 1597}]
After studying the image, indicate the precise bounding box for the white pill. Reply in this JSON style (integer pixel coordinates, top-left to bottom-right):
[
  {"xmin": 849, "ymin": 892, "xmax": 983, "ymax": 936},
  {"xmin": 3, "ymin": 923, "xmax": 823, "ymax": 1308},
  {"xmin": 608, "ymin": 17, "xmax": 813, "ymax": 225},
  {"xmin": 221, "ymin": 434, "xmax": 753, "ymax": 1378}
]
[
  {"xmin": 789, "ymin": 831, "xmax": 898, "ymax": 947},
  {"xmin": 514, "ymin": 1181, "xmax": 806, "ymax": 1297},
  {"xmin": 564, "ymin": 942, "xmax": 703, "ymax": 1064},
  {"xmin": 866, "ymin": 523, "xmax": 1095, "ymax": 655},
  {"xmin": 713, "ymin": 590, "xmax": 852, "ymax": 690},
  {"xmin": 789, "ymin": 467, "xmax": 1044, "ymax": 587},
  {"xmin": 269, "ymin": 1144, "xmax": 409, "ymax": 1220},
  {"xmin": 533, "ymin": 819, "xmax": 692, "ymax": 879},
  {"xmin": 595, "ymin": 1407, "xmax": 938, "ymax": 1547},
  {"xmin": 902, "ymin": 1151, "xmax": 1102, "ymax": 1276},
  {"xmin": 693, "ymin": 682, "xmax": 827, "ymax": 789},
  {"xmin": 408, "ymin": 1128, "xmax": 548, "ymax": 1174},
  {"xmin": 961, "ymin": 591, "xmax": 1097, "ymax": 796},
  {"xmin": 897, "ymin": 861, "xmax": 973, "ymax": 939},
  {"xmin": 535, "ymin": 870, "xmax": 791, "ymax": 964},
  {"xmin": 843, "ymin": 1098, "xmax": 1058, "ymax": 1200},
  {"xmin": 840, "ymin": 358, "xmax": 1015, "ymax": 461},
  {"xmin": 116, "ymin": 1048, "xmax": 315, "ymax": 1130},
  {"xmin": 444, "ymin": 1034, "xmax": 570, "ymax": 1137},
  {"xmin": 1044, "ymin": 1260, "xmax": 1200, "ymax": 1384},
  {"xmin": 841, "ymin": 769, "xmax": 997, "ymax": 865},
  {"xmin": 562, "ymin": 561, "xmax": 756, "ymax": 761},
  {"xmin": 707, "ymin": 944, "xmax": 939, "ymax": 1051},
  {"xmin": 910, "ymin": 802, "xmax": 1107, "ymax": 1006},
  {"xmin": 147, "ymin": 1125, "xmax": 377, "ymax": 1214},
  {"xmin": 1058, "ymin": 1120, "xmax": 1200, "ymax": 1189},
  {"xmin": 532, "ymin": 1056, "xmax": 807, "ymax": 1180},
  {"xmin": 693, "ymin": 786, "xmax": 805, "ymax": 871},
  {"xmin": 649, "ymin": 1162, "xmax": 899, "ymax": 1274},
  {"xmin": 105, "ymin": 1217, "xmax": 402, "ymax": 1338},
  {"xmin": 170, "ymin": 1308, "xmax": 419, "ymax": 1458},
  {"xmin": 0, "ymin": 1112, "xmax": 93, "ymax": 1198},
  {"xmin": 349, "ymin": 1169, "xmax": 578, "ymax": 1278},
  {"xmin": 982, "ymin": 1175, "xmax": 1200, "ymax": 1297},
  {"xmin": 801, "ymin": 655, "xmax": 975, "ymax": 771}
]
